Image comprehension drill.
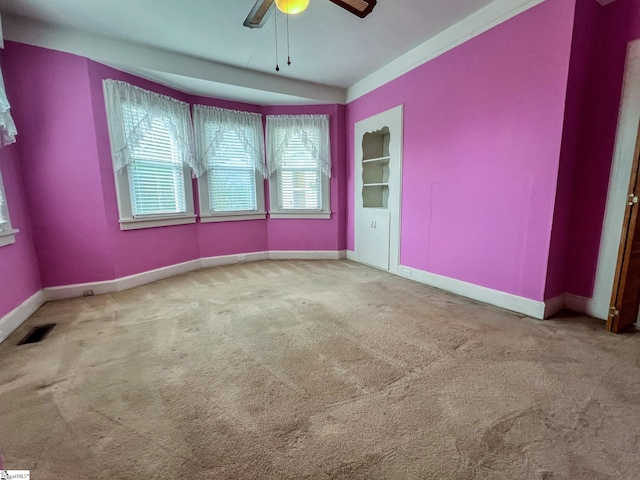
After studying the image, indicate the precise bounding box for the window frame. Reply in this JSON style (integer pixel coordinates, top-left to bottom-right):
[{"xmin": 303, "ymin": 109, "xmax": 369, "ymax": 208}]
[
  {"xmin": 267, "ymin": 116, "xmax": 331, "ymax": 220},
  {"xmin": 0, "ymin": 168, "xmax": 19, "ymax": 247},
  {"xmin": 104, "ymin": 83, "xmax": 196, "ymax": 231},
  {"xmin": 194, "ymin": 108, "xmax": 266, "ymax": 224},
  {"xmin": 113, "ymin": 162, "xmax": 196, "ymax": 231},
  {"xmin": 268, "ymin": 168, "xmax": 330, "ymax": 219},
  {"xmin": 197, "ymin": 170, "xmax": 266, "ymax": 223}
]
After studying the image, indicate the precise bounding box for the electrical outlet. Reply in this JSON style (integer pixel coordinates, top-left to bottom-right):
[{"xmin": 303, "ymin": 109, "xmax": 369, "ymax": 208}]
[
  {"xmin": 83, "ymin": 289, "xmax": 94, "ymax": 297},
  {"xmin": 237, "ymin": 255, "xmax": 246, "ymax": 261},
  {"xmin": 402, "ymin": 268, "xmax": 412, "ymax": 278}
]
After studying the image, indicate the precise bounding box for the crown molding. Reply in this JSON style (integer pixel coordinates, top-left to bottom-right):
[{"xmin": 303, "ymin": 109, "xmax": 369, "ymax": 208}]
[
  {"xmin": 346, "ymin": 0, "xmax": 546, "ymax": 103},
  {"xmin": 1, "ymin": 14, "xmax": 346, "ymax": 105}
]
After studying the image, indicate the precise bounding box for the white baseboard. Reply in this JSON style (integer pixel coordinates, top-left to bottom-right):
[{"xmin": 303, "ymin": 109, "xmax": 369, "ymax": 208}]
[
  {"xmin": 44, "ymin": 278, "xmax": 119, "ymax": 301},
  {"xmin": 43, "ymin": 259, "xmax": 203, "ymax": 301},
  {"xmin": 544, "ymin": 294, "xmax": 566, "ymax": 319},
  {"xmin": 0, "ymin": 290, "xmax": 48, "ymax": 343},
  {"xmin": 349, "ymin": 251, "xmax": 602, "ymax": 321},
  {"xmin": 200, "ymin": 251, "xmax": 268, "ymax": 268},
  {"xmin": 565, "ymin": 293, "xmax": 602, "ymax": 319},
  {"xmin": 118, "ymin": 259, "xmax": 202, "ymax": 291},
  {"xmin": 44, "ymin": 250, "xmax": 345, "ymax": 302},
  {"xmin": 398, "ymin": 265, "xmax": 546, "ymax": 319},
  {"xmin": 347, "ymin": 252, "xmax": 546, "ymax": 318},
  {"xmin": 269, "ymin": 250, "xmax": 346, "ymax": 260},
  {"xmin": 542, "ymin": 293, "xmax": 605, "ymax": 321}
]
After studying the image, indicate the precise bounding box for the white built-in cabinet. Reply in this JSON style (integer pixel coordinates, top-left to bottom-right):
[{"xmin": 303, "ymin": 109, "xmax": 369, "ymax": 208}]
[{"xmin": 355, "ymin": 105, "xmax": 403, "ymax": 272}]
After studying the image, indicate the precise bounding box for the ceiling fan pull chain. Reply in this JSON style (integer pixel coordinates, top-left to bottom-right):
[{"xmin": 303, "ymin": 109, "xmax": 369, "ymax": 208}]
[
  {"xmin": 274, "ymin": 8, "xmax": 280, "ymax": 72},
  {"xmin": 286, "ymin": 9, "xmax": 291, "ymax": 66}
]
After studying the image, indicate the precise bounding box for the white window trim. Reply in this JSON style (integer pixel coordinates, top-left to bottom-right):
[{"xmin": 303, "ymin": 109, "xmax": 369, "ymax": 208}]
[
  {"xmin": 269, "ymin": 212, "xmax": 331, "ymax": 219},
  {"xmin": 268, "ymin": 174, "xmax": 331, "ymax": 219},
  {"xmin": 0, "ymin": 169, "xmax": 18, "ymax": 247},
  {"xmin": 197, "ymin": 171, "xmax": 266, "ymax": 223},
  {"xmin": 0, "ymin": 228, "xmax": 19, "ymax": 247},
  {"xmin": 113, "ymin": 164, "xmax": 196, "ymax": 231}
]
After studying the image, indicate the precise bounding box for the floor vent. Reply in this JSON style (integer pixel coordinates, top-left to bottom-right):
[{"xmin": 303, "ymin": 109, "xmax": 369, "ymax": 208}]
[{"xmin": 18, "ymin": 324, "xmax": 56, "ymax": 345}]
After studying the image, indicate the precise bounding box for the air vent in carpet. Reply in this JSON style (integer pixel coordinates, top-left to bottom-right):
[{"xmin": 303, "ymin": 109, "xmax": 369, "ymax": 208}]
[{"xmin": 18, "ymin": 324, "xmax": 56, "ymax": 345}]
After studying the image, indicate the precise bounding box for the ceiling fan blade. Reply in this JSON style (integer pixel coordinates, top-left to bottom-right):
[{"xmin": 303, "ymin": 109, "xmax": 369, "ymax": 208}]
[
  {"xmin": 329, "ymin": 0, "xmax": 377, "ymax": 18},
  {"xmin": 244, "ymin": 0, "xmax": 274, "ymax": 28}
]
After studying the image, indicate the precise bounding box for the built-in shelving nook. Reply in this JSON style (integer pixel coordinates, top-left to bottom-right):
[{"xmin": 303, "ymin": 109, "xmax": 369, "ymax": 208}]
[
  {"xmin": 362, "ymin": 127, "xmax": 390, "ymax": 209},
  {"xmin": 354, "ymin": 105, "xmax": 403, "ymax": 272}
]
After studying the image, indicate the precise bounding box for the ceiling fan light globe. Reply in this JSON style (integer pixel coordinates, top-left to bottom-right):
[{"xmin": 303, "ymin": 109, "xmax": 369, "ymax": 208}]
[{"xmin": 275, "ymin": 0, "xmax": 309, "ymax": 15}]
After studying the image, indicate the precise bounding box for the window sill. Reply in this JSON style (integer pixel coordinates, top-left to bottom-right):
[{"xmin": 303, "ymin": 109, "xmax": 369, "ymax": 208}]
[
  {"xmin": 200, "ymin": 212, "xmax": 267, "ymax": 223},
  {"xmin": 120, "ymin": 215, "xmax": 196, "ymax": 231},
  {"xmin": 0, "ymin": 228, "xmax": 19, "ymax": 247},
  {"xmin": 269, "ymin": 212, "xmax": 331, "ymax": 220}
]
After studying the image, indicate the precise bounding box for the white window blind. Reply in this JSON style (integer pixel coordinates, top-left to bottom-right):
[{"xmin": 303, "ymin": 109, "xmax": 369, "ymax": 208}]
[
  {"xmin": 205, "ymin": 124, "xmax": 256, "ymax": 213},
  {"xmin": 276, "ymin": 133, "xmax": 322, "ymax": 210},
  {"xmin": 122, "ymin": 104, "xmax": 186, "ymax": 217}
]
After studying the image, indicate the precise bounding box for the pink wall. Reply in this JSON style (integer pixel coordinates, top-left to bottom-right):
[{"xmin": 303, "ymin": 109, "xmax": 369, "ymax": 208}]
[
  {"xmin": 3, "ymin": 0, "xmax": 620, "ymax": 308},
  {"xmin": 263, "ymin": 104, "xmax": 346, "ymax": 251},
  {"xmin": 3, "ymin": 43, "xmax": 115, "ymax": 287},
  {"xmin": 561, "ymin": 0, "xmax": 640, "ymax": 298},
  {"xmin": 545, "ymin": 0, "xmax": 601, "ymax": 299},
  {"xmin": 0, "ymin": 43, "xmax": 346, "ymax": 289},
  {"xmin": 346, "ymin": 0, "xmax": 576, "ymax": 301},
  {"xmin": 0, "ymin": 144, "xmax": 41, "ymax": 318}
]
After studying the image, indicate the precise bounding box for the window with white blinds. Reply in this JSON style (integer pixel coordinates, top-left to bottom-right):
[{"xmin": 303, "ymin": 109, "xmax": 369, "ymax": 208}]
[
  {"xmin": 103, "ymin": 80, "xmax": 196, "ymax": 231},
  {"xmin": 266, "ymin": 114, "xmax": 331, "ymax": 218},
  {"xmin": 276, "ymin": 137, "xmax": 322, "ymax": 210},
  {"xmin": 194, "ymin": 105, "xmax": 266, "ymax": 222},
  {"xmin": 122, "ymin": 104, "xmax": 186, "ymax": 217},
  {"xmin": 206, "ymin": 125, "xmax": 257, "ymax": 213}
]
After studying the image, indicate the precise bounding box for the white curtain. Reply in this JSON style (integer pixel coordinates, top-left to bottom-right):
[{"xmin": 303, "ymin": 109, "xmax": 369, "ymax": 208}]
[
  {"xmin": 103, "ymin": 79, "xmax": 201, "ymax": 176},
  {"xmin": 192, "ymin": 105, "xmax": 266, "ymax": 178},
  {"xmin": 266, "ymin": 114, "xmax": 331, "ymax": 177},
  {"xmin": 0, "ymin": 68, "xmax": 17, "ymax": 148}
]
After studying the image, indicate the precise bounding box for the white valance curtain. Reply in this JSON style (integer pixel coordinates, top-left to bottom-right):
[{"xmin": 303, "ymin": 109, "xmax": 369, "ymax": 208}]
[
  {"xmin": 103, "ymin": 79, "xmax": 201, "ymax": 176},
  {"xmin": 0, "ymin": 68, "xmax": 17, "ymax": 148},
  {"xmin": 266, "ymin": 114, "xmax": 331, "ymax": 178},
  {"xmin": 192, "ymin": 105, "xmax": 266, "ymax": 178}
]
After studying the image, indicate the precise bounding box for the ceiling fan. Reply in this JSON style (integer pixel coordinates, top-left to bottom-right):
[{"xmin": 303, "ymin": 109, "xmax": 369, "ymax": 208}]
[{"xmin": 244, "ymin": 0, "xmax": 377, "ymax": 28}]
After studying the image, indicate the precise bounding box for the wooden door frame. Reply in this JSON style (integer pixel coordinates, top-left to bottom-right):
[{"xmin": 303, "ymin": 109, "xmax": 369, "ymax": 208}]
[
  {"xmin": 588, "ymin": 40, "xmax": 640, "ymax": 321},
  {"xmin": 607, "ymin": 122, "xmax": 640, "ymax": 332}
]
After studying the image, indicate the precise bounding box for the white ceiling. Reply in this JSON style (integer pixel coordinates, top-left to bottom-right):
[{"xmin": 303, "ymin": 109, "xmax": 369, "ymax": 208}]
[{"xmin": 0, "ymin": 0, "xmax": 550, "ymax": 104}]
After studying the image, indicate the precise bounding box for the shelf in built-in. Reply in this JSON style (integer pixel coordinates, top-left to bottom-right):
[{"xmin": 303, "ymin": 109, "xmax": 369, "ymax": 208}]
[{"xmin": 362, "ymin": 156, "xmax": 390, "ymax": 164}]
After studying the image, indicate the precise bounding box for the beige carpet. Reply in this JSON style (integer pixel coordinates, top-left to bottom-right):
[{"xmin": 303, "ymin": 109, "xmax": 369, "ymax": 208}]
[{"xmin": 0, "ymin": 260, "xmax": 639, "ymax": 479}]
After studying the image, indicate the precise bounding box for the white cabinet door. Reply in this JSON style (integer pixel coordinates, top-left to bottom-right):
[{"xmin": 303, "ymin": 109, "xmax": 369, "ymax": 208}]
[{"xmin": 357, "ymin": 210, "xmax": 390, "ymax": 270}]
